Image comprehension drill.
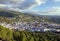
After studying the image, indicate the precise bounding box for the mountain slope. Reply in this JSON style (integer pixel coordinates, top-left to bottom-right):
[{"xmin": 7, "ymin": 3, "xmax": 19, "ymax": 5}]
[
  {"xmin": 0, "ymin": 11, "xmax": 41, "ymax": 23},
  {"xmin": 0, "ymin": 11, "xmax": 60, "ymax": 24},
  {"xmin": 0, "ymin": 25, "xmax": 60, "ymax": 41}
]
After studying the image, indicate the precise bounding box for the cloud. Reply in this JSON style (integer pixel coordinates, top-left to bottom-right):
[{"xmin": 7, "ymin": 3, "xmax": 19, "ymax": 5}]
[
  {"xmin": 0, "ymin": 0, "xmax": 25, "ymax": 4},
  {"xmin": 18, "ymin": 0, "xmax": 47, "ymax": 9},
  {"xmin": 0, "ymin": 0, "xmax": 60, "ymax": 15},
  {"xmin": 52, "ymin": 0, "xmax": 60, "ymax": 2},
  {"xmin": 0, "ymin": 0, "xmax": 47, "ymax": 10},
  {"xmin": 0, "ymin": 0, "xmax": 25, "ymax": 10},
  {"xmin": 25, "ymin": 6, "xmax": 60, "ymax": 15},
  {"xmin": 0, "ymin": 4, "xmax": 12, "ymax": 10},
  {"xmin": 37, "ymin": 7, "xmax": 60, "ymax": 15}
]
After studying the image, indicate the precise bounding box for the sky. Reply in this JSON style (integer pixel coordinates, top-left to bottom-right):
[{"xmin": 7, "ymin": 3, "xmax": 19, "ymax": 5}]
[{"xmin": 0, "ymin": 0, "xmax": 60, "ymax": 15}]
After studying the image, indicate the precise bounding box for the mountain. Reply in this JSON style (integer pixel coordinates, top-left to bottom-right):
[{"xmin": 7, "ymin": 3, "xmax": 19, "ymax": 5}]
[
  {"xmin": 0, "ymin": 11, "xmax": 41, "ymax": 23},
  {"xmin": 0, "ymin": 11, "xmax": 18, "ymax": 17},
  {"xmin": 0, "ymin": 10, "xmax": 60, "ymax": 24}
]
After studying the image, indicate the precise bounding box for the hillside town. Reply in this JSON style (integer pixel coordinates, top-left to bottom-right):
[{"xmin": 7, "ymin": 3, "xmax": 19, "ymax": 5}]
[{"xmin": 0, "ymin": 21, "xmax": 60, "ymax": 32}]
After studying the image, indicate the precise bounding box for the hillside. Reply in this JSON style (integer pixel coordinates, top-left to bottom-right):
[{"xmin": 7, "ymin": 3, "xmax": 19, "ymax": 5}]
[
  {"xmin": 0, "ymin": 11, "xmax": 60, "ymax": 24},
  {"xmin": 0, "ymin": 11, "xmax": 43, "ymax": 23},
  {"xmin": 0, "ymin": 25, "xmax": 60, "ymax": 41},
  {"xmin": 0, "ymin": 10, "xmax": 60, "ymax": 41}
]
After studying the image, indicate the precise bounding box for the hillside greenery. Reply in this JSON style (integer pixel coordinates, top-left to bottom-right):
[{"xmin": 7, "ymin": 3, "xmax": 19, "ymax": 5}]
[
  {"xmin": 0, "ymin": 11, "xmax": 51, "ymax": 24},
  {"xmin": 0, "ymin": 11, "xmax": 39, "ymax": 23},
  {"xmin": 0, "ymin": 11, "xmax": 60, "ymax": 24},
  {"xmin": 0, "ymin": 25, "xmax": 60, "ymax": 41}
]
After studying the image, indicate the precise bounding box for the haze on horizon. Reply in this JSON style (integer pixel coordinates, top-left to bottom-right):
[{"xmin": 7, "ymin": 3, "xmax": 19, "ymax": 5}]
[{"xmin": 0, "ymin": 0, "xmax": 60, "ymax": 15}]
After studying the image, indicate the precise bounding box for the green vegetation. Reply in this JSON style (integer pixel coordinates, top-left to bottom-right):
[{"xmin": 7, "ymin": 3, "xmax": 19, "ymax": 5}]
[
  {"xmin": 0, "ymin": 11, "xmax": 52, "ymax": 23},
  {"xmin": 0, "ymin": 11, "xmax": 18, "ymax": 17},
  {"xmin": 0, "ymin": 25, "xmax": 60, "ymax": 41},
  {"xmin": 0, "ymin": 11, "xmax": 59, "ymax": 24},
  {"xmin": 0, "ymin": 11, "xmax": 60, "ymax": 24},
  {"xmin": 0, "ymin": 25, "xmax": 14, "ymax": 41},
  {"xmin": 0, "ymin": 11, "xmax": 37, "ymax": 23}
]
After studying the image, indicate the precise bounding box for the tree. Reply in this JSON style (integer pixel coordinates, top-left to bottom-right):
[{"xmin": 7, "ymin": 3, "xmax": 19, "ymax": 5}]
[{"xmin": 30, "ymin": 37, "xmax": 34, "ymax": 41}]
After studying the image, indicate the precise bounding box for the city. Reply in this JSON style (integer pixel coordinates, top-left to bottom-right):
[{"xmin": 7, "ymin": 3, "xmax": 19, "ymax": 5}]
[
  {"xmin": 0, "ymin": 0, "xmax": 60, "ymax": 41},
  {"xmin": 0, "ymin": 21, "xmax": 60, "ymax": 32}
]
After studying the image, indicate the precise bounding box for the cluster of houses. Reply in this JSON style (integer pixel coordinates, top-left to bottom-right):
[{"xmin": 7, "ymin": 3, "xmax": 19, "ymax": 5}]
[{"xmin": 0, "ymin": 21, "xmax": 60, "ymax": 32}]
